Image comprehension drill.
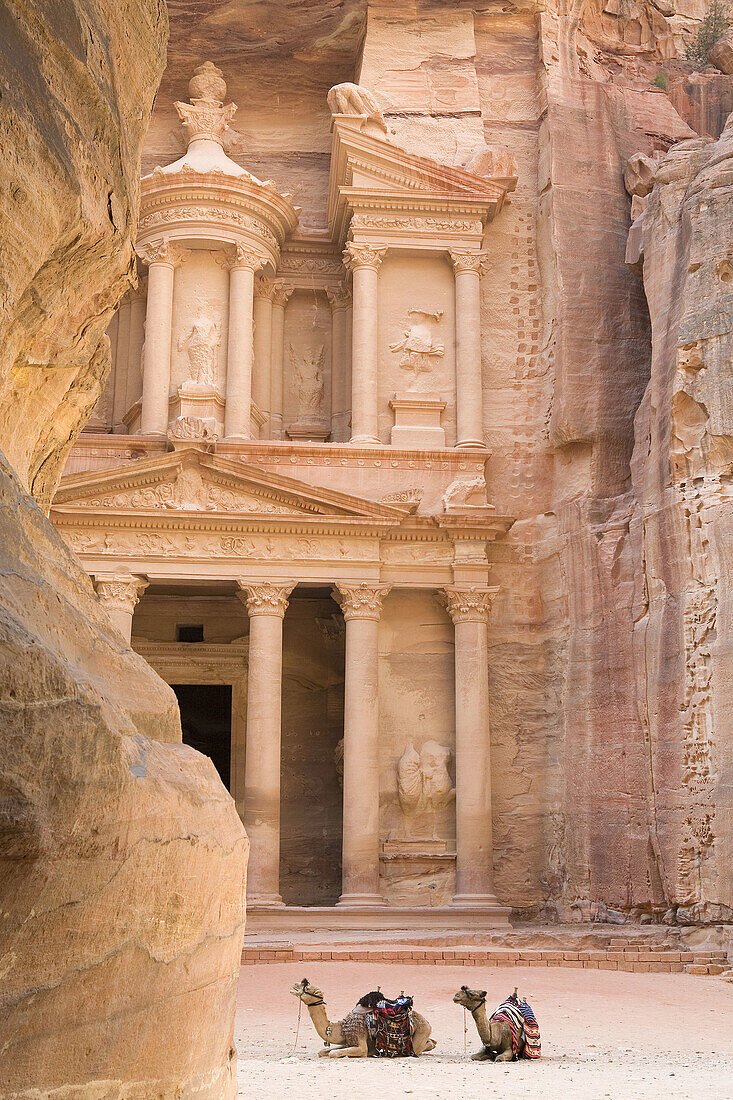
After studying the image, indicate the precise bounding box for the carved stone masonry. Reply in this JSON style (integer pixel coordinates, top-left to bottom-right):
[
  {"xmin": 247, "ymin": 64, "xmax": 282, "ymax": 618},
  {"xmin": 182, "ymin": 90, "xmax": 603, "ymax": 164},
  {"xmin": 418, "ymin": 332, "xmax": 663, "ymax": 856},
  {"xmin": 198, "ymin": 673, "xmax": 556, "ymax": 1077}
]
[
  {"xmin": 224, "ymin": 243, "xmax": 266, "ymax": 271},
  {"xmin": 175, "ymin": 62, "xmax": 237, "ymax": 147},
  {"xmin": 270, "ymin": 280, "xmax": 295, "ymax": 307},
  {"xmin": 136, "ymin": 238, "xmax": 190, "ymax": 268},
  {"xmin": 255, "ymin": 276, "xmax": 276, "ymax": 300},
  {"xmin": 95, "ymin": 574, "xmax": 148, "ymax": 614},
  {"xmin": 449, "ymin": 250, "xmax": 489, "ymax": 276},
  {"xmin": 343, "ymin": 242, "xmax": 387, "ymax": 272},
  {"xmin": 237, "ymin": 581, "xmax": 295, "ymax": 618},
  {"xmin": 439, "ymin": 585, "xmax": 498, "ymax": 624},
  {"xmin": 333, "ymin": 582, "xmax": 392, "ymax": 621},
  {"xmin": 326, "ymin": 284, "xmax": 352, "ymax": 310}
]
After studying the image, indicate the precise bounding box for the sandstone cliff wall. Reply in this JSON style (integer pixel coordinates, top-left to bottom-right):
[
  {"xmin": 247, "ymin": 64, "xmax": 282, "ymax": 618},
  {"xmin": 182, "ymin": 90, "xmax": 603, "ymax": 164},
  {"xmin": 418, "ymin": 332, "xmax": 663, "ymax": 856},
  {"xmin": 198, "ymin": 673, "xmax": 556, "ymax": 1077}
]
[{"xmin": 0, "ymin": 3, "xmax": 247, "ymax": 1096}]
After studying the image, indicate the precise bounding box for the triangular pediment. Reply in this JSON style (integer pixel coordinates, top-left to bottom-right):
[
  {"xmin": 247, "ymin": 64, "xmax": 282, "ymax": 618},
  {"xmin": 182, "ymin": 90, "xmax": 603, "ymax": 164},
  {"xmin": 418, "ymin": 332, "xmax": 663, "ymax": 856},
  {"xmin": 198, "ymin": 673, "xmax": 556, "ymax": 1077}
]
[{"xmin": 52, "ymin": 448, "xmax": 406, "ymax": 522}]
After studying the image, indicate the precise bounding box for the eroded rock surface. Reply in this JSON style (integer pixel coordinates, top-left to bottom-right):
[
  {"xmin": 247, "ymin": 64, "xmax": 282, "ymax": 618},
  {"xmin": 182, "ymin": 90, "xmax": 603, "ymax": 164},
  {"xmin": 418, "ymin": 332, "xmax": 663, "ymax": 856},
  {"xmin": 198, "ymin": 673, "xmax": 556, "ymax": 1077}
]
[{"xmin": 0, "ymin": 2, "xmax": 247, "ymax": 1096}]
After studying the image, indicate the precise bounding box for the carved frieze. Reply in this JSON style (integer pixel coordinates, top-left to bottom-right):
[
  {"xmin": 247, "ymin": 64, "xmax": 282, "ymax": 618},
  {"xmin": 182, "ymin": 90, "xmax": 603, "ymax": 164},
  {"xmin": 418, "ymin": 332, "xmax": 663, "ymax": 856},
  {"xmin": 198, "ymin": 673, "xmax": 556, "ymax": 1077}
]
[
  {"xmin": 138, "ymin": 207, "xmax": 278, "ymax": 248},
  {"xmin": 350, "ymin": 215, "xmax": 483, "ymax": 235}
]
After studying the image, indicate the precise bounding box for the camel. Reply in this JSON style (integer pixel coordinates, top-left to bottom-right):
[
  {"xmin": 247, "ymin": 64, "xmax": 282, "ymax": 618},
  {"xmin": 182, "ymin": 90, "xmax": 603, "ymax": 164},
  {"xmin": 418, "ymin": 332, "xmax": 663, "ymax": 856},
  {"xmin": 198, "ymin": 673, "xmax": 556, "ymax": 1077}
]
[
  {"xmin": 290, "ymin": 978, "xmax": 436, "ymax": 1058},
  {"xmin": 453, "ymin": 986, "xmax": 524, "ymax": 1062}
]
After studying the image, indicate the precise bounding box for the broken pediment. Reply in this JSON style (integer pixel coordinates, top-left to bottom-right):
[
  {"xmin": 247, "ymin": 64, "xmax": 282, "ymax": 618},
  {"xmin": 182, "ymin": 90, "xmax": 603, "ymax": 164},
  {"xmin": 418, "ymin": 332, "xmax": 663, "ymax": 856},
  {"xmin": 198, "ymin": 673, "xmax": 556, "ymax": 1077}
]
[{"xmin": 52, "ymin": 449, "xmax": 407, "ymax": 521}]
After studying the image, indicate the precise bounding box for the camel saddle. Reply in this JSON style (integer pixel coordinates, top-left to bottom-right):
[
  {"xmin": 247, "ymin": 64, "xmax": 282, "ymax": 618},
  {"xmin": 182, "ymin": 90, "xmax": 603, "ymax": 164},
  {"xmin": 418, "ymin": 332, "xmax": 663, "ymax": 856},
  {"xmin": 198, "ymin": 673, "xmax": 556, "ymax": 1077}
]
[{"xmin": 365, "ymin": 995, "xmax": 415, "ymax": 1057}]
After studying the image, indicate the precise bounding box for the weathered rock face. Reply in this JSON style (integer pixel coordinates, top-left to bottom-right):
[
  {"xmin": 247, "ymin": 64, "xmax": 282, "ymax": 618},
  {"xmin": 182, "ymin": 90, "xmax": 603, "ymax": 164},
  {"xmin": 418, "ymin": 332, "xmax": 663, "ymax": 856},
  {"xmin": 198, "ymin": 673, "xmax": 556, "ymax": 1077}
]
[
  {"xmin": 628, "ymin": 119, "xmax": 733, "ymax": 922},
  {"xmin": 0, "ymin": 2, "xmax": 247, "ymax": 1096}
]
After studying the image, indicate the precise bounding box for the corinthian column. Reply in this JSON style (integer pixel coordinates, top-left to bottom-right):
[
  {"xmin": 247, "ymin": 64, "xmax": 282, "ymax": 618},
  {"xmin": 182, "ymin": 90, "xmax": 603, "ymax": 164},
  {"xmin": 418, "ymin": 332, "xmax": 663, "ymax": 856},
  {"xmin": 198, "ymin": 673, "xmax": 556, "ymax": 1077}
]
[
  {"xmin": 253, "ymin": 277, "xmax": 274, "ymax": 436},
  {"xmin": 440, "ymin": 586, "xmax": 500, "ymax": 906},
  {"xmin": 327, "ymin": 284, "xmax": 352, "ymax": 442},
  {"xmin": 269, "ymin": 281, "xmax": 293, "ymax": 439},
  {"xmin": 343, "ymin": 243, "xmax": 386, "ymax": 445},
  {"xmin": 237, "ymin": 581, "xmax": 295, "ymax": 906},
  {"xmin": 136, "ymin": 239, "xmax": 188, "ymax": 437},
  {"xmin": 332, "ymin": 582, "xmax": 391, "ymax": 906},
  {"xmin": 94, "ymin": 574, "xmax": 148, "ymax": 643},
  {"xmin": 224, "ymin": 245, "xmax": 264, "ymax": 441},
  {"xmin": 450, "ymin": 251, "xmax": 487, "ymax": 449}
]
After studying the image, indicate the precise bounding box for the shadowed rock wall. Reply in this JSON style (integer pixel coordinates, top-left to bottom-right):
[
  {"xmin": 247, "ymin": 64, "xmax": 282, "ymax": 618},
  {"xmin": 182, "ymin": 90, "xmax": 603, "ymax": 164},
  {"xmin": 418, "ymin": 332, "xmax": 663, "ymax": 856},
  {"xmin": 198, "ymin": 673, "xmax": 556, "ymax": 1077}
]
[{"xmin": 0, "ymin": 2, "xmax": 247, "ymax": 1096}]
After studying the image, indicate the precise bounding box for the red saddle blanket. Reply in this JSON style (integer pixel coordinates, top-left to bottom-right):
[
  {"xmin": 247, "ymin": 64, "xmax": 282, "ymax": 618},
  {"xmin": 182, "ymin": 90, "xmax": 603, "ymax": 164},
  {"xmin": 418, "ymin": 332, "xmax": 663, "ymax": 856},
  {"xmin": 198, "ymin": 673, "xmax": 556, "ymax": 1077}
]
[{"xmin": 366, "ymin": 997, "xmax": 415, "ymax": 1057}]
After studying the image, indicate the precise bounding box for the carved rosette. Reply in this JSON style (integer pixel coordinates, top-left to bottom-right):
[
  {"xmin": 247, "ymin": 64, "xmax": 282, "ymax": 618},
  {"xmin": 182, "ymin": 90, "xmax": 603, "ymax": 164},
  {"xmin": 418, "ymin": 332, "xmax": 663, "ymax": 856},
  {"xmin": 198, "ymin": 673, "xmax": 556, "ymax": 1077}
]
[
  {"xmin": 95, "ymin": 575, "xmax": 148, "ymax": 615},
  {"xmin": 333, "ymin": 582, "xmax": 392, "ymax": 621},
  {"xmin": 224, "ymin": 243, "xmax": 266, "ymax": 271},
  {"xmin": 343, "ymin": 242, "xmax": 387, "ymax": 272},
  {"xmin": 326, "ymin": 284, "xmax": 352, "ymax": 310},
  {"xmin": 237, "ymin": 581, "xmax": 295, "ymax": 618},
  {"xmin": 135, "ymin": 238, "xmax": 190, "ymax": 268},
  {"xmin": 270, "ymin": 280, "xmax": 294, "ymax": 308},
  {"xmin": 449, "ymin": 250, "xmax": 489, "ymax": 276},
  {"xmin": 439, "ymin": 586, "xmax": 498, "ymax": 625}
]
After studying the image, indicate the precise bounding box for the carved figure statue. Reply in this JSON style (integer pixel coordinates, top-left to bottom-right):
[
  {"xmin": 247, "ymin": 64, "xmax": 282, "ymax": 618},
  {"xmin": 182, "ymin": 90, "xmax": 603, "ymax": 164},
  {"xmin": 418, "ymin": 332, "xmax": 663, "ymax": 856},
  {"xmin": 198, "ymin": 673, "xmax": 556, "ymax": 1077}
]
[
  {"xmin": 442, "ymin": 474, "xmax": 489, "ymax": 512},
  {"xmin": 291, "ymin": 979, "xmax": 436, "ymax": 1058},
  {"xmin": 290, "ymin": 343, "xmax": 324, "ymax": 414},
  {"xmin": 397, "ymin": 740, "xmax": 455, "ymax": 817},
  {"xmin": 178, "ymin": 313, "xmax": 221, "ymax": 386},
  {"xmin": 327, "ymin": 82, "xmax": 388, "ymax": 133},
  {"xmin": 390, "ymin": 310, "xmax": 444, "ymax": 376}
]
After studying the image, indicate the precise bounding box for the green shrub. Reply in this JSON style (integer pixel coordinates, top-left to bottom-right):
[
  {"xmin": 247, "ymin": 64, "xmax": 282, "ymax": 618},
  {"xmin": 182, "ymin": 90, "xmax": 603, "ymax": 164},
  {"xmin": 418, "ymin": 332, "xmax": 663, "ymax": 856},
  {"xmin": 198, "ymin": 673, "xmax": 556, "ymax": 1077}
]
[
  {"xmin": 653, "ymin": 71, "xmax": 669, "ymax": 90},
  {"xmin": 686, "ymin": 0, "xmax": 730, "ymax": 67}
]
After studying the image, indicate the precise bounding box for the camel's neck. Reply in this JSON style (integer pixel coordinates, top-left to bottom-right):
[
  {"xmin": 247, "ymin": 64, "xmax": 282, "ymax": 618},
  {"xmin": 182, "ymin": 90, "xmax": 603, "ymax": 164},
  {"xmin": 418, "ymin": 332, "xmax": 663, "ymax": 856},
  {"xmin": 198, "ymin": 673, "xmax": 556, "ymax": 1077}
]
[
  {"xmin": 306, "ymin": 1002, "xmax": 343, "ymax": 1045},
  {"xmin": 471, "ymin": 1002, "xmax": 493, "ymax": 1045}
]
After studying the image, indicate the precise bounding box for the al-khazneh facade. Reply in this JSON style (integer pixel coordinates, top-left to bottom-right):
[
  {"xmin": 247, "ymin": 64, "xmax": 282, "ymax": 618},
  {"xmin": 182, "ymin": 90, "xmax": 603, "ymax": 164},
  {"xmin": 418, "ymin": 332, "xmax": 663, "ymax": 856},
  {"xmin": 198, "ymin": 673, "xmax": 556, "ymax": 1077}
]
[{"xmin": 51, "ymin": 64, "xmax": 520, "ymax": 928}]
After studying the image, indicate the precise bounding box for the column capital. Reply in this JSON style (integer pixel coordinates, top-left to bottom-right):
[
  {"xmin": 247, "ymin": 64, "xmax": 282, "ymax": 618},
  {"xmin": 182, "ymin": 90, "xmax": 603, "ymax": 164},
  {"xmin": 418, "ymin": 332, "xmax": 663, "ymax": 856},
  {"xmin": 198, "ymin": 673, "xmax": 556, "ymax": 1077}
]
[
  {"xmin": 449, "ymin": 250, "xmax": 489, "ymax": 276},
  {"xmin": 94, "ymin": 573, "xmax": 148, "ymax": 614},
  {"xmin": 135, "ymin": 238, "xmax": 190, "ymax": 268},
  {"xmin": 224, "ymin": 243, "xmax": 266, "ymax": 271},
  {"xmin": 326, "ymin": 284, "xmax": 352, "ymax": 310},
  {"xmin": 237, "ymin": 580, "xmax": 295, "ymax": 617},
  {"xmin": 333, "ymin": 582, "xmax": 392, "ymax": 621},
  {"xmin": 270, "ymin": 279, "xmax": 295, "ymax": 307},
  {"xmin": 254, "ymin": 275, "xmax": 276, "ymax": 300},
  {"xmin": 343, "ymin": 242, "xmax": 387, "ymax": 272},
  {"xmin": 439, "ymin": 585, "xmax": 499, "ymax": 624}
]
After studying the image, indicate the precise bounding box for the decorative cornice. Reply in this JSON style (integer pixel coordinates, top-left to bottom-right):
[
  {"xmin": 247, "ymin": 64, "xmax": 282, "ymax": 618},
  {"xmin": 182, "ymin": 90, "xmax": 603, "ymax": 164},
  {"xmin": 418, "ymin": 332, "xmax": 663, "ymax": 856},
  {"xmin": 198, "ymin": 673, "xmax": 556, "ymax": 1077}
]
[
  {"xmin": 449, "ymin": 250, "xmax": 489, "ymax": 276},
  {"xmin": 95, "ymin": 573, "xmax": 148, "ymax": 614},
  {"xmin": 343, "ymin": 242, "xmax": 387, "ymax": 272},
  {"xmin": 332, "ymin": 582, "xmax": 392, "ymax": 621},
  {"xmin": 439, "ymin": 585, "xmax": 499, "ymax": 624},
  {"xmin": 236, "ymin": 581, "xmax": 295, "ymax": 617},
  {"xmin": 135, "ymin": 238, "xmax": 190, "ymax": 268}
]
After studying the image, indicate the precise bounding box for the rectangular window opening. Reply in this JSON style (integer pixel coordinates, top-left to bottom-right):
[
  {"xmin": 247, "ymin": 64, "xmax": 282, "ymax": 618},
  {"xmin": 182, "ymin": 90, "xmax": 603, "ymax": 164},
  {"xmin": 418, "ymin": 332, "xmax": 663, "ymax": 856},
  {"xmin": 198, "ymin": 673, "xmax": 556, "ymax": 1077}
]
[{"xmin": 176, "ymin": 624, "xmax": 204, "ymax": 643}]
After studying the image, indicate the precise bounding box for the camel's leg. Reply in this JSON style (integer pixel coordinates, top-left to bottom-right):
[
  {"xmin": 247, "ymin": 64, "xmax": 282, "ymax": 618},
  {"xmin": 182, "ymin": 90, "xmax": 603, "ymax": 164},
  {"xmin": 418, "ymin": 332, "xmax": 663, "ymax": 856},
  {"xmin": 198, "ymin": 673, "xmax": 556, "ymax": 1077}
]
[
  {"xmin": 328, "ymin": 1039, "xmax": 369, "ymax": 1058},
  {"xmin": 317, "ymin": 1047, "xmax": 333, "ymax": 1057},
  {"xmin": 471, "ymin": 1047, "xmax": 493, "ymax": 1061},
  {"xmin": 411, "ymin": 1013, "xmax": 434, "ymax": 1056},
  {"xmin": 495, "ymin": 1048, "xmax": 514, "ymax": 1062}
]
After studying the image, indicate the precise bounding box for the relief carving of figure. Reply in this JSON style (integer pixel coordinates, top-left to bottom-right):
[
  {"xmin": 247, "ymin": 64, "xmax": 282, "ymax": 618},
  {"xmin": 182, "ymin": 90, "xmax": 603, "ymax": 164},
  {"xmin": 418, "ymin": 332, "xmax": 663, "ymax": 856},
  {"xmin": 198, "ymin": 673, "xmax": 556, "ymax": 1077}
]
[
  {"xmin": 327, "ymin": 82, "xmax": 388, "ymax": 134},
  {"xmin": 178, "ymin": 312, "xmax": 221, "ymax": 386},
  {"xmin": 390, "ymin": 310, "xmax": 444, "ymax": 377},
  {"xmin": 290, "ymin": 343, "xmax": 325, "ymax": 415},
  {"xmin": 397, "ymin": 740, "xmax": 455, "ymax": 818}
]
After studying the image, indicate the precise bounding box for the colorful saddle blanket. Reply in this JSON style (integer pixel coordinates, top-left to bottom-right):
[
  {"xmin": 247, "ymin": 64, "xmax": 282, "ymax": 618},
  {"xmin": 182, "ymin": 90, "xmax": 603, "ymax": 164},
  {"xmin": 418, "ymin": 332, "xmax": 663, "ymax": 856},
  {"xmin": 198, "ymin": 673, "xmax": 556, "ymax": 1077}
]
[
  {"xmin": 366, "ymin": 996, "xmax": 415, "ymax": 1057},
  {"xmin": 491, "ymin": 994, "xmax": 542, "ymax": 1060}
]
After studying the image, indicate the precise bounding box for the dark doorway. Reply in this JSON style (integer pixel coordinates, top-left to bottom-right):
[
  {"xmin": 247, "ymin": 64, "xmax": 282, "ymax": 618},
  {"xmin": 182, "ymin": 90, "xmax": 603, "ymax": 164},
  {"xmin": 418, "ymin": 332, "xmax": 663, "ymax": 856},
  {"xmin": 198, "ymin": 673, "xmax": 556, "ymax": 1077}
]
[{"xmin": 171, "ymin": 684, "xmax": 232, "ymax": 791}]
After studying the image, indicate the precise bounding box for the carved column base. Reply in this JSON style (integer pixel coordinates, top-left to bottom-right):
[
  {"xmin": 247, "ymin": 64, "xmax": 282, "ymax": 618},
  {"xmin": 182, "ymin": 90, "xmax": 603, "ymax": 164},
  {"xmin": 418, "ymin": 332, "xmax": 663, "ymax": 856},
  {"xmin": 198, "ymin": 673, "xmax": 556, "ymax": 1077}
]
[
  {"xmin": 451, "ymin": 893, "xmax": 502, "ymax": 908},
  {"xmin": 455, "ymin": 438, "xmax": 486, "ymax": 450},
  {"xmin": 246, "ymin": 894, "xmax": 285, "ymax": 909},
  {"xmin": 337, "ymin": 893, "xmax": 387, "ymax": 908},
  {"xmin": 349, "ymin": 434, "xmax": 381, "ymax": 446}
]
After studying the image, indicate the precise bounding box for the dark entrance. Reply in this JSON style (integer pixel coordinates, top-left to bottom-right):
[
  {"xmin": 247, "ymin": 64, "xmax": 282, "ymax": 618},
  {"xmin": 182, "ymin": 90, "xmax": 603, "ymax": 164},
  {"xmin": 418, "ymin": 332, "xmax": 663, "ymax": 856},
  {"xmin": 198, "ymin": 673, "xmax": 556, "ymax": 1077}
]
[{"xmin": 171, "ymin": 684, "xmax": 232, "ymax": 791}]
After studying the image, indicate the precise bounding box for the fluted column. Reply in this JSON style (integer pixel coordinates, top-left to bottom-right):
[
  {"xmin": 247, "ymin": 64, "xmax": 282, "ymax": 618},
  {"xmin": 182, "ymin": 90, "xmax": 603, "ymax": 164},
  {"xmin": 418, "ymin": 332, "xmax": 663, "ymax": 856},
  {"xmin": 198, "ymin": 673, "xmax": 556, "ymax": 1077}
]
[
  {"xmin": 344, "ymin": 243, "xmax": 386, "ymax": 445},
  {"xmin": 333, "ymin": 582, "xmax": 391, "ymax": 906},
  {"xmin": 253, "ymin": 277, "xmax": 274, "ymax": 437},
  {"xmin": 225, "ymin": 245, "xmax": 263, "ymax": 441},
  {"xmin": 136, "ymin": 239, "xmax": 188, "ymax": 437},
  {"xmin": 441, "ymin": 585, "xmax": 499, "ymax": 906},
  {"xmin": 450, "ymin": 251, "xmax": 487, "ymax": 449},
  {"xmin": 327, "ymin": 284, "xmax": 352, "ymax": 442},
  {"xmin": 237, "ymin": 581, "xmax": 295, "ymax": 906},
  {"xmin": 94, "ymin": 574, "xmax": 148, "ymax": 643},
  {"xmin": 269, "ymin": 281, "xmax": 293, "ymax": 439}
]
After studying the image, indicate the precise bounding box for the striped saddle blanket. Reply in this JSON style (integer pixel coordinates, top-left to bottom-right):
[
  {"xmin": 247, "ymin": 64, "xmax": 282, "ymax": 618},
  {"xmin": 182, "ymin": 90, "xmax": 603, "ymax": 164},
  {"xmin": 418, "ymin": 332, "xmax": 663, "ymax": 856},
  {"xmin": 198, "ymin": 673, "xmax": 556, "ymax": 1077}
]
[
  {"xmin": 491, "ymin": 994, "xmax": 542, "ymax": 1060},
  {"xmin": 366, "ymin": 996, "xmax": 415, "ymax": 1057}
]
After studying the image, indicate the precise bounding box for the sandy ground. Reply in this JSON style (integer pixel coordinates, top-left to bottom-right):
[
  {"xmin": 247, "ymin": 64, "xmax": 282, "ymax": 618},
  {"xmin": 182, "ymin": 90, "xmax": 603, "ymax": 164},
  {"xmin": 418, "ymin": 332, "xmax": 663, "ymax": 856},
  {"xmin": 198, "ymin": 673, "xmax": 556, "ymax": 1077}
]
[{"xmin": 235, "ymin": 962, "xmax": 733, "ymax": 1099}]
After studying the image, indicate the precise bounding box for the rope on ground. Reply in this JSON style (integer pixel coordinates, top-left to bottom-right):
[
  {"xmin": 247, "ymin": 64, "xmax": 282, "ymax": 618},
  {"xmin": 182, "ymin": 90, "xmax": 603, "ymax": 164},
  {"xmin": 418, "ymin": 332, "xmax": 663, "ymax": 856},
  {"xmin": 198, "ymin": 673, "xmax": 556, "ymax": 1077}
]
[{"xmin": 291, "ymin": 996, "xmax": 303, "ymax": 1058}]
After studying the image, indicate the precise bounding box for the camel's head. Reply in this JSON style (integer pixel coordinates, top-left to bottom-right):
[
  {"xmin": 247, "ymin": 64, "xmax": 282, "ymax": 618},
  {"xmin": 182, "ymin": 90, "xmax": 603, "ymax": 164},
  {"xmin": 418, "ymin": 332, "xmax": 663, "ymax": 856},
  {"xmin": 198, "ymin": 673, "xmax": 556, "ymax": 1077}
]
[
  {"xmin": 453, "ymin": 985, "xmax": 487, "ymax": 1011},
  {"xmin": 290, "ymin": 977, "xmax": 325, "ymax": 1006}
]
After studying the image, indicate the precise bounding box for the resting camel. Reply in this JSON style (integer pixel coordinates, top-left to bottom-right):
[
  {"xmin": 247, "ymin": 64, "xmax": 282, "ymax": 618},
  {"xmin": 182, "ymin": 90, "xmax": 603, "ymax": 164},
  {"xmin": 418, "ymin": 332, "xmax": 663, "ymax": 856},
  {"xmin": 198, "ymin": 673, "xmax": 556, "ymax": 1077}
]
[
  {"xmin": 290, "ymin": 978, "xmax": 436, "ymax": 1057},
  {"xmin": 453, "ymin": 986, "xmax": 524, "ymax": 1061}
]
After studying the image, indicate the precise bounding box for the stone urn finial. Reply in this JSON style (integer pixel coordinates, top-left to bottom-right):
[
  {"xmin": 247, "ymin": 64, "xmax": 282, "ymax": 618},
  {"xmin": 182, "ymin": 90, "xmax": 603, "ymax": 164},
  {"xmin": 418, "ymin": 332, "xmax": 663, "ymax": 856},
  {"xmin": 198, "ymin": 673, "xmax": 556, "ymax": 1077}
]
[{"xmin": 189, "ymin": 61, "xmax": 227, "ymax": 107}]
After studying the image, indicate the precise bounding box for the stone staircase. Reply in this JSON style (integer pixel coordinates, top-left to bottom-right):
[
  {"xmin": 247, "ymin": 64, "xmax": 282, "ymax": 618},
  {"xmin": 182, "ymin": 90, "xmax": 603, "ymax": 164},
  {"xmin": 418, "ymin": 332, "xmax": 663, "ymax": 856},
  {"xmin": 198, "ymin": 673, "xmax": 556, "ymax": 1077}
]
[{"xmin": 242, "ymin": 931, "xmax": 730, "ymax": 975}]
